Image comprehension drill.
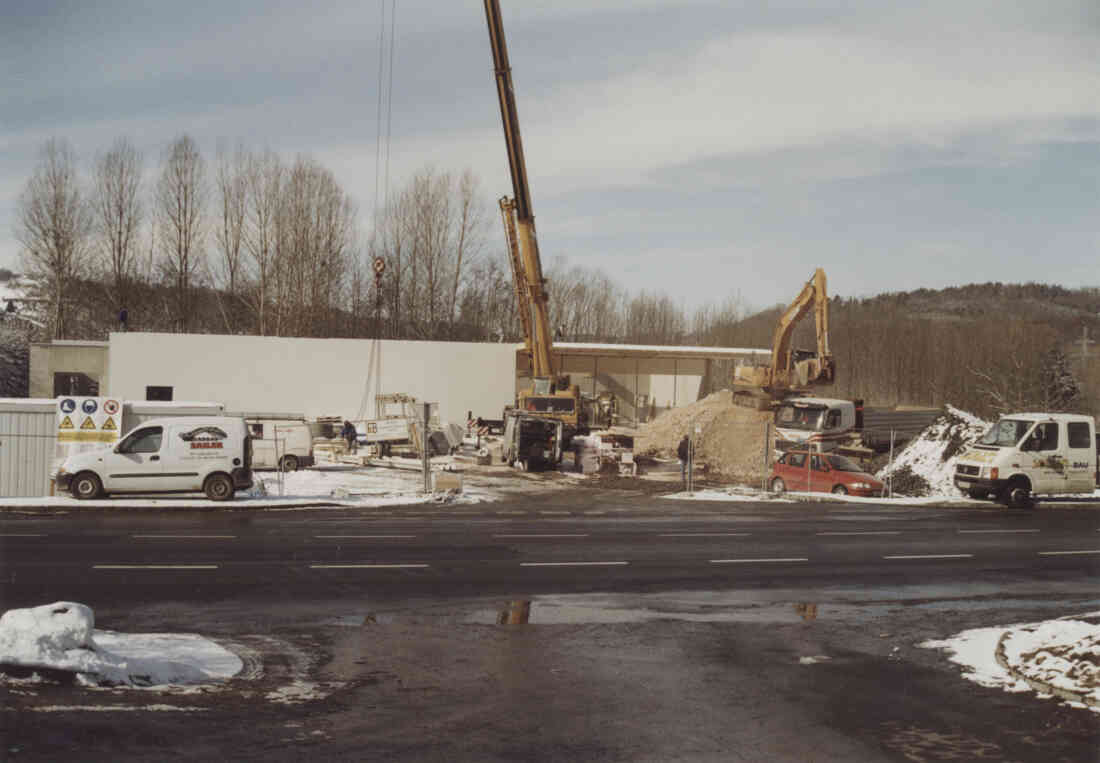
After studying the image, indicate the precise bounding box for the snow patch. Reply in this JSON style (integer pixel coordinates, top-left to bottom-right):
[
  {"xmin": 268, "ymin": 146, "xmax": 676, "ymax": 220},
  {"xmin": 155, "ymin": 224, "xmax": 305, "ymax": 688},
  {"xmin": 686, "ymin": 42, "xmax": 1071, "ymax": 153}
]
[
  {"xmin": 0, "ymin": 602, "xmax": 242, "ymax": 687},
  {"xmin": 877, "ymin": 405, "xmax": 991, "ymax": 497}
]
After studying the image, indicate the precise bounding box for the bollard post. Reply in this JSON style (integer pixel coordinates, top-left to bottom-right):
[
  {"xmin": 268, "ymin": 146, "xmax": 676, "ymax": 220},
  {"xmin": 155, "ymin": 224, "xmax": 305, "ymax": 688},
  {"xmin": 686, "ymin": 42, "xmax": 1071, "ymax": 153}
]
[{"xmin": 422, "ymin": 402, "xmax": 431, "ymax": 493}]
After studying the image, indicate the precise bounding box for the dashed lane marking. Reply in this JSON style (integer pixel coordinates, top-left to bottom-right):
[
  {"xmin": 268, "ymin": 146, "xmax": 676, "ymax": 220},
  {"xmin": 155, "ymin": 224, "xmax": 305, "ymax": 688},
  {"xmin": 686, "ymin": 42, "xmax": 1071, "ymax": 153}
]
[
  {"xmin": 884, "ymin": 554, "xmax": 973, "ymax": 560},
  {"xmin": 93, "ymin": 564, "xmax": 219, "ymax": 570},
  {"xmin": 0, "ymin": 534, "xmax": 47, "ymax": 537},
  {"xmin": 661, "ymin": 533, "xmax": 750, "ymax": 538},
  {"xmin": 131, "ymin": 534, "xmax": 236, "ymax": 539},
  {"xmin": 710, "ymin": 558, "xmax": 809, "ymax": 564},
  {"xmin": 494, "ymin": 534, "xmax": 590, "ymax": 539},
  {"xmin": 817, "ymin": 531, "xmax": 901, "ymax": 536},
  {"xmin": 538, "ymin": 511, "xmax": 571, "ymax": 516},
  {"xmin": 957, "ymin": 529, "xmax": 1039, "ymax": 534},
  {"xmin": 309, "ymin": 563, "xmax": 429, "ymax": 569},
  {"xmin": 314, "ymin": 535, "xmax": 416, "ymax": 539},
  {"xmin": 1037, "ymin": 550, "xmax": 1100, "ymax": 556},
  {"xmin": 520, "ymin": 561, "xmax": 628, "ymax": 567}
]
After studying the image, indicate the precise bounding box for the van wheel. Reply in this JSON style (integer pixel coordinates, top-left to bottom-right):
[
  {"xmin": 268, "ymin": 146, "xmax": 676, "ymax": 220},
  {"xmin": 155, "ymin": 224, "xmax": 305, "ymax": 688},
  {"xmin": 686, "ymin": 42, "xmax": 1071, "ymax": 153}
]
[
  {"xmin": 1003, "ymin": 484, "xmax": 1032, "ymax": 509},
  {"xmin": 279, "ymin": 454, "xmax": 299, "ymax": 472},
  {"xmin": 832, "ymin": 484, "xmax": 848, "ymax": 495},
  {"xmin": 204, "ymin": 473, "xmax": 235, "ymax": 501},
  {"xmin": 967, "ymin": 487, "xmax": 989, "ymax": 500},
  {"xmin": 71, "ymin": 472, "xmax": 103, "ymax": 500},
  {"xmin": 770, "ymin": 477, "xmax": 786, "ymax": 495}
]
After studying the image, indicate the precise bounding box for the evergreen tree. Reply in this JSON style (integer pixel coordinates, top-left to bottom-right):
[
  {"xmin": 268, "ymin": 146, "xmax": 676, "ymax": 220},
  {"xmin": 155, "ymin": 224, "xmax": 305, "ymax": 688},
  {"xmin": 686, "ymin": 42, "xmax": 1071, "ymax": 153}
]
[{"xmin": 1041, "ymin": 348, "xmax": 1080, "ymax": 411}]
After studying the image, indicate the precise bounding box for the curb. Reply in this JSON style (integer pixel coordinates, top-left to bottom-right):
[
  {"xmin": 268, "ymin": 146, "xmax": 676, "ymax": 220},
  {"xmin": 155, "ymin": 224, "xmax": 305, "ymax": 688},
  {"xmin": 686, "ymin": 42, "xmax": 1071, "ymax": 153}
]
[{"xmin": 994, "ymin": 628, "xmax": 1098, "ymax": 709}]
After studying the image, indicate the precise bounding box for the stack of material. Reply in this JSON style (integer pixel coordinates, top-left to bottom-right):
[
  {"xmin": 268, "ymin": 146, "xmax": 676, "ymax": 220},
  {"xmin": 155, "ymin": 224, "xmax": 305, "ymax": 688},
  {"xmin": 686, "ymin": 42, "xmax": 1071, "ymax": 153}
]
[
  {"xmin": 634, "ymin": 389, "xmax": 774, "ymax": 485},
  {"xmin": 572, "ymin": 436, "xmax": 602, "ymax": 473}
]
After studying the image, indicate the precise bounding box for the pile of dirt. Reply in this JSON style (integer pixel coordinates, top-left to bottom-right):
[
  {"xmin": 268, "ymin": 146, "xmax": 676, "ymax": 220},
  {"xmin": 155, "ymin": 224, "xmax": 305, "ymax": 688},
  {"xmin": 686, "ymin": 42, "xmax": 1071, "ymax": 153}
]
[{"xmin": 634, "ymin": 389, "xmax": 774, "ymax": 484}]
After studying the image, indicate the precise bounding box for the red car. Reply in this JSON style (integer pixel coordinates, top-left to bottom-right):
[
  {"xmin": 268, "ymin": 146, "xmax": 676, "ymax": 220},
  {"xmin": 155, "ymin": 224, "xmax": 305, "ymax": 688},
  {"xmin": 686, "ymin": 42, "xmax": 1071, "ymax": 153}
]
[{"xmin": 769, "ymin": 451, "xmax": 884, "ymax": 497}]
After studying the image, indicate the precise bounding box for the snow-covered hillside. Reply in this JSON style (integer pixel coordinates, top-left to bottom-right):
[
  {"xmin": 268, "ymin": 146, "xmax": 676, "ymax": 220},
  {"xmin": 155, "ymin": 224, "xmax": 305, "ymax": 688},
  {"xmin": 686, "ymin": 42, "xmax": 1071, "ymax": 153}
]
[{"xmin": 877, "ymin": 406, "xmax": 991, "ymax": 497}]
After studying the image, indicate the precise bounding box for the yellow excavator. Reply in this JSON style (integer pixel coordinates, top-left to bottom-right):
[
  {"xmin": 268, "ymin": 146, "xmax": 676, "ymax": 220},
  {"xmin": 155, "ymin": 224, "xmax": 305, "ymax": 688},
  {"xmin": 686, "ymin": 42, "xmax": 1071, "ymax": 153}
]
[
  {"xmin": 732, "ymin": 267, "xmax": 836, "ymax": 407},
  {"xmin": 486, "ymin": 0, "xmax": 587, "ymax": 437}
]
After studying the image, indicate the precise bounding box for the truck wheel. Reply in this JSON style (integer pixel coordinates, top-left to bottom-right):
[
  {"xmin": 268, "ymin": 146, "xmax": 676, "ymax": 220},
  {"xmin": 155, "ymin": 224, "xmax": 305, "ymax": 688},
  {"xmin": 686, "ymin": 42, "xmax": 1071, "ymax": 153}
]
[
  {"xmin": 204, "ymin": 473, "xmax": 235, "ymax": 501},
  {"xmin": 770, "ymin": 477, "xmax": 786, "ymax": 495},
  {"xmin": 71, "ymin": 472, "xmax": 103, "ymax": 500},
  {"xmin": 832, "ymin": 484, "xmax": 848, "ymax": 495},
  {"xmin": 279, "ymin": 454, "xmax": 299, "ymax": 472}
]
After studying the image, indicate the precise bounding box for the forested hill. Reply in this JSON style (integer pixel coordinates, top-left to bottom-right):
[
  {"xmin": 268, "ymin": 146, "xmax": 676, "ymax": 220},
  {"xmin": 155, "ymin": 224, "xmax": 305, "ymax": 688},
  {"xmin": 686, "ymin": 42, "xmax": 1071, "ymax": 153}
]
[{"xmin": 705, "ymin": 282, "xmax": 1100, "ymax": 420}]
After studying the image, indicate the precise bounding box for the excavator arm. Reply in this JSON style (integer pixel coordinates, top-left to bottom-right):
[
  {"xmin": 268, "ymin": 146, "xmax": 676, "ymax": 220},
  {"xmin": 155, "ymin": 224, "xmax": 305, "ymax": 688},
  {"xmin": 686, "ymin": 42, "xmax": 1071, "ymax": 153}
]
[{"xmin": 733, "ymin": 268, "xmax": 835, "ymax": 401}]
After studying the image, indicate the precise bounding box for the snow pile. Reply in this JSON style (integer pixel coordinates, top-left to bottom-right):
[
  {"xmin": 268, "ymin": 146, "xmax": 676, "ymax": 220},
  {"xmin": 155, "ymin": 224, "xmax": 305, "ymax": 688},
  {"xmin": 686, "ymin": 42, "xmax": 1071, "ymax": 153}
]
[
  {"xmin": 922, "ymin": 612, "xmax": 1100, "ymax": 712},
  {"xmin": 877, "ymin": 405, "xmax": 990, "ymax": 497},
  {"xmin": 0, "ymin": 602, "xmax": 241, "ymax": 687}
]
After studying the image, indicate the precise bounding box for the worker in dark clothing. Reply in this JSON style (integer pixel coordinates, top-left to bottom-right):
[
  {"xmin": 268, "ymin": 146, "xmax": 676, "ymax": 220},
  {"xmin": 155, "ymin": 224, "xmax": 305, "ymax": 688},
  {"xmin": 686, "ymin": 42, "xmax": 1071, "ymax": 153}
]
[
  {"xmin": 677, "ymin": 434, "xmax": 690, "ymax": 487},
  {"xmin": 342, "ymin": 420, "xmax": 357, "ymax": 454}
]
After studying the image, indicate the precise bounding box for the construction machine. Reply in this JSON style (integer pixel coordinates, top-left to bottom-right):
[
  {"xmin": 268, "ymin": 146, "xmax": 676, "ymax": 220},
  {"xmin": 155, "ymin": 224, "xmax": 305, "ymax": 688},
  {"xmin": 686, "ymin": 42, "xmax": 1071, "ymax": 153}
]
[
  {"xmin": 485, "ymin": 0, "xmax": 588, "ymax": 447},
  {"xmin": 732, "ymin": 267, "xmax": 836, "ymax": 405}
]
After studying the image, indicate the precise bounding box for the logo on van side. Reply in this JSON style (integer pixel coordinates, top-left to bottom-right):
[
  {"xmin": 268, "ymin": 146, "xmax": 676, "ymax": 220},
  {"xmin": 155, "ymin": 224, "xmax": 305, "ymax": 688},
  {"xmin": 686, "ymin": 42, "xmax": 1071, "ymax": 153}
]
[{"xmin": 179, "ymin": 426, "xmax": 228, "ymax": 450}]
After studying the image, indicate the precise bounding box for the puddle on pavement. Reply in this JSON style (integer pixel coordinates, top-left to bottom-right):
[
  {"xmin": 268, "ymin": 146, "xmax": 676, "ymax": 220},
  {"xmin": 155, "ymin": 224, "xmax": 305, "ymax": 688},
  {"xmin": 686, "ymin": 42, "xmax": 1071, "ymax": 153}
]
[{"xmin": 322, "ymin": 590, "xmax": 1100, "ymax": 628}]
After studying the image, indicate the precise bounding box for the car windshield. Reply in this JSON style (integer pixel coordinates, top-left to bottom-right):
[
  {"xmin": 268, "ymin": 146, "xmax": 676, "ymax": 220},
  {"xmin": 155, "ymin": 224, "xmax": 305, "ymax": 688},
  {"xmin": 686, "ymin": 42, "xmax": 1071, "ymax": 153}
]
[
  {"xmin": 776, "ymin": 404, "xmax": 825, "ymax": 431},
  {"xmin": 826, "ymin": 455, "xmax": 863, "ymax": 472},
  {"xmin": 979, "ymin": 419, "xmax": 1032, "ymax": 447}
]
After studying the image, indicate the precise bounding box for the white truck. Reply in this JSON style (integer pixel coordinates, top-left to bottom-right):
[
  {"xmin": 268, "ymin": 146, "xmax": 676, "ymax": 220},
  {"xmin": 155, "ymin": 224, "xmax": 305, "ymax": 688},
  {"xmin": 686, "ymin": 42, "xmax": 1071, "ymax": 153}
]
[
  {"xmin": 246, "ymin": 418, "xmax": 314, "ymax": 472},
  {"xmin": 953, "ymin": 412, "xmax": 1098, "ymax": 508}
]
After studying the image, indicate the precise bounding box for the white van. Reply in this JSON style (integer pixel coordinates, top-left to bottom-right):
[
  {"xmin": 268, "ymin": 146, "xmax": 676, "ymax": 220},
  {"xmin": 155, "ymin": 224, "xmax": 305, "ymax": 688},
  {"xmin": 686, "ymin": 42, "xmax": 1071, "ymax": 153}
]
[
  {"xmin": 55, "ymin": 416, "xmax": 253, "ymax": 501},
  {"xmin": 246, "ymin": 419, "xmax": 314, "ymax": 471},
  {"xmin": 953, "ymin": 412, "xmax": 1097, "ymax": 507}
]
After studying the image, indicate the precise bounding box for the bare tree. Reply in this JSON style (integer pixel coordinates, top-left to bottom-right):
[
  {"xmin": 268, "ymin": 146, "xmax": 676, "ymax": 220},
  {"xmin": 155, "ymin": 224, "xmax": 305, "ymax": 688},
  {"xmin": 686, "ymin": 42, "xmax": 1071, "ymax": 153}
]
[
  {"xmin": 214, "ymin": 143, "xmax": 248, "ymax": 298},
  {"xmin": 448, "ymin": 170, "xmax": 486, "ymax": 337},
  {"xmin": 15, "ymin": 139, "xmax": 92, "ymax": 338},
  {"xmin": 155, "ymin": 135, "xmax": 206, "ymax": 331},
  {"xmin": 242, "ymin": 149, "xmax": 283, "ymax": 335},
  {"xmin": 92, "ymin": 137, "xmax": 142, "ymax": 318}
]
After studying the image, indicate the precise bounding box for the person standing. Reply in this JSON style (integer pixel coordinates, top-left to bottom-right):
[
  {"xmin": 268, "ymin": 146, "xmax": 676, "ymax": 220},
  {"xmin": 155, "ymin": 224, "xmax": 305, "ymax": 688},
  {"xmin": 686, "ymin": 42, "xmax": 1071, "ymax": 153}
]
[
  {"xmin": 342, "ymin": 420, "xmax": 357, "ymax": 454},
  {"xmin": 677, "ymin": 434, "xmax": 690, "ymax": 488}
]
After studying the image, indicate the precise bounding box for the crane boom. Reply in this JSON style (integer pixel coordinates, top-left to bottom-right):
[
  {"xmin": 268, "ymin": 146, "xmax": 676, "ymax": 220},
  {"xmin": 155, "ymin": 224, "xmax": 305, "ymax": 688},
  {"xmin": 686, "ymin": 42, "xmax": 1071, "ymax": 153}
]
[{"xmin": 484, "ymin": 0, "xmax": 554, "ymax": 379}]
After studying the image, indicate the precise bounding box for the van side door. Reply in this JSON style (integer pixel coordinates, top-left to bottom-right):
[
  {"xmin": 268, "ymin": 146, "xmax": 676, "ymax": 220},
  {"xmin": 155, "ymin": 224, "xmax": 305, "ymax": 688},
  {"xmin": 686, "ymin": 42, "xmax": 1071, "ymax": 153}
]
[
  {"xmin": 1022, "ymin": 421, "xmax": 1062, "ymax": 493},
  {"xmin": 1064, "ymin": 420, "xmax": 1093, "ymax": 493},
  {"xmin": 104, "ymin": 425, "xmax": 165, "ymax": 492}
]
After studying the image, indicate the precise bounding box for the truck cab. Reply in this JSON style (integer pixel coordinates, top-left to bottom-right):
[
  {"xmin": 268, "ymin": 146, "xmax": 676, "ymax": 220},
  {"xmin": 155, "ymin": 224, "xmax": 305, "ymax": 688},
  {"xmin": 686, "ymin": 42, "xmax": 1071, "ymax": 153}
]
[
  {"xmin": 774, "ymin": 397, "xmax": 858, "ymax": 451},
  {"xmin": 953, "ymin": 413, "xmax": 1096, "ymax": 507}
]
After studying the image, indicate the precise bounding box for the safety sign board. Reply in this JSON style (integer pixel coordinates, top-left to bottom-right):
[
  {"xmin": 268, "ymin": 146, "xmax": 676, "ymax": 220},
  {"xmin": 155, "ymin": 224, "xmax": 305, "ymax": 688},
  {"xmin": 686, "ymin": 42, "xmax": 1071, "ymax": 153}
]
[
  {"xmin": 102, "ymin": 417, "xmax": 117, "ymax": 431},
  {"xmin": 59, "ymin": 416, "xmax": 74, "ymax": 429},
  {"xmin": 80, "ymin": 416, "xmax": 96, "ymax": 430},
  {"xmin": 55, "ymin": 397, "xmax": 122, "ymax": 446}
]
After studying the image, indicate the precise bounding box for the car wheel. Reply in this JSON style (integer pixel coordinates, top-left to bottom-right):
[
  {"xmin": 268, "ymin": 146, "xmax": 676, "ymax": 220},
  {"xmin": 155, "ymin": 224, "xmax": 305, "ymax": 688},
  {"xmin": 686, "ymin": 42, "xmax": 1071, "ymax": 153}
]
[
  {"xmin": 204, "ymin": 473, "xmax": 235, "ymax": 501},
  {"xmin": 71, "ymin": 472, "xmax": 103, "ymax": 500},
  {"xmin": 279, "ymin": 454, "xmax": 299, "ymax": 472},
  {"xmin": 832, "ymin": 484, "xmax": 848, "ymax": 495},
  {"xmin": 770, "ymin": 477, "xmax": 786, "ymax": 495}
]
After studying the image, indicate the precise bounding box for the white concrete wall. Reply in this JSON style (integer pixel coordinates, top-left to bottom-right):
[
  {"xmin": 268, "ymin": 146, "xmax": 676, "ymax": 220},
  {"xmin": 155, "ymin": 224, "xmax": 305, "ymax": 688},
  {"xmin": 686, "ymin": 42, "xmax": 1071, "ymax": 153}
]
[{"xmin": 107, "ymin": 333, "xmax": 516, "ymax": 425}]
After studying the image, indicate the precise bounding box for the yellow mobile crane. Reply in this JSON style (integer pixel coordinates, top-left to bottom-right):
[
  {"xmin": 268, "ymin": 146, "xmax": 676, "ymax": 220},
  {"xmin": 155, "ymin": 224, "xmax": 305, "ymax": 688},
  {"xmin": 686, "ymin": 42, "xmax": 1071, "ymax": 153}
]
[
  {"xmin": 486, "ymin": 0, "xmax": 586, "ymax": 439},
  {"xmin": 732, "ymin": 267, "xmax": 836, "ymax": 405}
]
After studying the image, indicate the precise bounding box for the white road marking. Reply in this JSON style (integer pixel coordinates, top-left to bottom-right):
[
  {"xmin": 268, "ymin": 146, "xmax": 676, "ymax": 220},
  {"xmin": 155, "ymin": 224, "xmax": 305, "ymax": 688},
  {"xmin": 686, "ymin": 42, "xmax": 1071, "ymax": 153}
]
[
  {"xmin": 1037, "ymin": 550, "xmax": 1100, "ymax": 556},
  {"xmin": 314, "ymin": 535, "xmax": 416, "ymax": 539},
  {"xmin": 93, "ymin": 564, "xmax": 219, "ymax": 570},
  {"xmin": 817, "ymin": 531, "xmax": 901, "ymax": 536},
  {"xmin": 538, "ymin": 511, "xmax": 570, "ymax": 516},
  {"xmin": 957, "ymin": 529, "xmax": 1039, "ymax": 534},
  {"xmin": 883, "ymin": 554, "xmax": 973, "ymax": 560},
  {"xmin": 0, "ymin": 534, "xmax": 46, "ymax": 537},
  {"xmin": 309, "ymin": 563, "xmax": 429, "ymax": 569},
  {"xmin": 494, "ymin": 534, "xmax": 589, "ymax": 539},
  {"xmin": 660, "ymin": 533, "xmax": 750, "ymax": 538},
  {"xmin": 131, "ymin": 534, "xmax": 236, "ymax": 539},
  {"xmin": 710, "ymin": 558, "xmax": 809, "ymax": 564},
  {"xmin": 584, "ymin": 510, "xmax": 607, "ymax": 515},
  {"xmin": 520, "ymin": 561, "xmax": 628, "ymax": 567}
]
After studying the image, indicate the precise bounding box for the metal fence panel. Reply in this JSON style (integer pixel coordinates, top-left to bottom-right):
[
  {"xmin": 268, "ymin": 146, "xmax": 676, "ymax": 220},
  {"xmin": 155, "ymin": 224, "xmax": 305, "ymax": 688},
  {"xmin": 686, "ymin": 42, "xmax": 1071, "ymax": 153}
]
[{"xmin": 0, "ymin": 400, "xmax": 57, "ymax": 498}]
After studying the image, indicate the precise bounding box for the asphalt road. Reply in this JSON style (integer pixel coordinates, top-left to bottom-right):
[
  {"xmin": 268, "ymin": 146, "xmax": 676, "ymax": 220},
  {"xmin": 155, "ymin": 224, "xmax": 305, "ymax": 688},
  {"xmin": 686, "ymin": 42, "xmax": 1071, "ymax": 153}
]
[{"xmin": 2, "ymin": 491, "xmax": 1099, "ymax": 761}]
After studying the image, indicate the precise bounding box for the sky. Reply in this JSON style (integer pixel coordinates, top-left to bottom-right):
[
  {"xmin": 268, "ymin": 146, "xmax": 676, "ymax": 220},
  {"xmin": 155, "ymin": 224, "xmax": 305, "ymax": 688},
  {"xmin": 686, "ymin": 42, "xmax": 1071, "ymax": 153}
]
[{"xmin": 2, "ymin": 0, "xmax": 1098, "ymax": 311}]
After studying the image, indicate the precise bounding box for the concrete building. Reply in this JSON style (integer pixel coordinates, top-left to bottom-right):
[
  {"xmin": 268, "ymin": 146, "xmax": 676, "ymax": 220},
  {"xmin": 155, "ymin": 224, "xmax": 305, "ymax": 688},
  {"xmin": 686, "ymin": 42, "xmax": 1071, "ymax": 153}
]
[{"xmin": 24, "ymin": 333, "xmax": 770, "ymax": 427}]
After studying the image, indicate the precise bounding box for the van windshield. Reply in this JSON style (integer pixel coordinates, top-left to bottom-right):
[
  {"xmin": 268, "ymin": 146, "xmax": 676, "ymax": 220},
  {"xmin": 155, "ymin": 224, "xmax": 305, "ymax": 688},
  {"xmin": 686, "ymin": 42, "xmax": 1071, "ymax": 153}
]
[{"xmin": 979, "ymin": 419, "xmax": 1032, "ymax": 448}]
